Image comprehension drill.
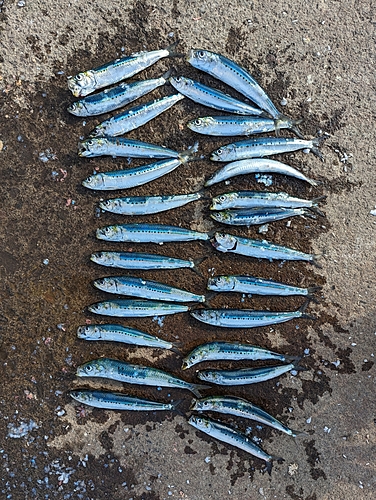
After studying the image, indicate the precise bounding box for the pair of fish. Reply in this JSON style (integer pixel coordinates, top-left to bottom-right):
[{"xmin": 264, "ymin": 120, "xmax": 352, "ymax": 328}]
[{"xmin": 210, "ymin": 207, "xmax": 315, "ymax": 227}]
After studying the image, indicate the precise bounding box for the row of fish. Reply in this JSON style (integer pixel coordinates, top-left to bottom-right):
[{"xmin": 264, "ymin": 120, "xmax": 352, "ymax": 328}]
[{"xmin": 67, "ymin": 42, "xmax": 322, "ymax": 472}]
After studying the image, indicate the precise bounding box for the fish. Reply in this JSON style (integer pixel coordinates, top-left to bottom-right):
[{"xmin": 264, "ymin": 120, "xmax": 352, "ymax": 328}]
[
  {"xmin": 187, "ymin": 49, "xmax": 289, "ymax": 125},
  {"xmin": 82, "ymin": 143, "xmax": 197, "ymax": 190},
  {"xmin": 70, "ymin": 389, "xmax": 179, "ymax": 411},
  {"xmin": 77, "ymin": 323, "xmax": 179, "ymax": 351},
  {"xmin": 88, "ymin": 299, "xmax": 189, "ymax": 317},
  {"xmin": 68, "ymin": 42, "xmax": 179, "ymax": 97},
  {"xmin": 188, "ymin": 415, "xmax": 281, "ymax": 474},
  {"xmin": 78, "ymin": 137, "xmax": 179, "ymax": 159},
  {"xmin": 90, "ymin": 251, "xmax": 205, "ymax": 274},
  {"xmin": 76, "ymin": 358, "xmax": 210, "ymax": 397},
  {"xmin": 187, "ymin": 116, "xmax": 302, "ymax": 138},
  {"xmin": 96, "ymin": 223, "xmax": 209, "ymax": 244},
  {"xmin": 93, "ymin": 276, "xmax": 206, "ymax": 303},
  {"xmin": 197, "ymin": 362, "xmax": 301, "ymax": 385},
  {"xmin": 210, "ymin": 191, "xmax": 325, "ymax": 210},
  {"xmin": 210, "ymin": 207, "xmax": 311, "ymax": 226},
  {"xmin": 169, "ymin": 76, "xmax": 264, "ymax": 116},
  {"xmin": 205, "ymin": 158, "xmax": 319, "ymax": 187},
  {"xmin": 67, "ymin": 71, "xmax": 170, "ymax": 117},
  {"xmin": 207, "ymin": 275, "xmax": 320, "ymax": 298},
  {"xmin": 190, "ymin": 303, "xmax": 314, "ymax": 328},
  {"xmin": 190, "ymin": 396, "xmax": 306, "ymax": 437},
  {"xmin": 182, "ymin": 342, "xmax": 297, "ymax": 369},
  {"xmin": 210, "ymin": 137, "xmax": 323, "ymax": 162},
  {"xmin": 211, "ymin": 232, "xmax": 318, "ymax": 264},
  {"xmin": 89, "ymin": 94, "xmax": 185, "ymax": 137},
  {"xmin": 99, "ymin": 191, "xmax": 203, "ymax": 215}
]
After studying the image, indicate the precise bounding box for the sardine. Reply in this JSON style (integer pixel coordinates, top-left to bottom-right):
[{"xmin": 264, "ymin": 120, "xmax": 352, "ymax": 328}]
[
  {"xmin": 88, "ymin": 299, "xmax": 189, "ymax": 317},
  {"xmin": 82, "ymin": 144, "xmax": 197, "ymax": 190},
  {"xmin": 205, "ymin": 158, "xmax": 318, "ymax": 187},
  {"xmin": 187, "ymin": 49, "xmax": 287, "ymax": 124},
  {"xmin": 93, "ymin": 276, "xmax": 206, "ymax": 303},
  {"xmin": 99, "ymin": 191, "xmax": 203, "ymax": 215},
  {"xmin": 67, "ymin": 71, "xmax": 170, "ymax": 117},
  {"xmin": 197, "ymin": 362, "xmax": 300, "ymax": 385},
  {"xmin": 90, "ymin": 94, "xmax": 185, "ymax": 137},
  {"xmin": 77, "ymin": 323, "xmax": 179, "ymax": 350},
  {"xmin": 211, "ymin": 232, "xmax": 318, "ymax": 264},
  {"xmin": 210, "ymin": 207, "xmax": 310, "ymax": 226},
  {"xmin": 70, "ymin": 390, "xmax": 179, "ymax": 411},
  {"xmin": 188, "ymin": 415, "xmax": 281, "ymax": 474},
  {"xmin": 211, "ymin": 191, "xmax": 325, "ymax": 210},
  {"xmin": 78, "ymin": 137, "xmax": 179, "ymax": 159},
  {"xmin": 207, "ymin": 275, "xmax": 320, "ymax": 298},
  {"xmin": 182, "ymin": 342, "xmax": 297, "ymax": 369},
  {"xmin": 68, "ymin": 42, "xmax": 179, "ymax": 97},
  {"xmin": 190, "ymin": 303, "xmax": 314, "ymax": 328},
  {"xmin": 187, "ymin": 116, "xmax": 302, "ymax": 138},
  {"xmin": 191, "ymin": 396, "xmax": 306, "ymax": 437},
  {"xmin": 76, "ymin": 358, "xmax": 210, "ymax": 397},
  {"xmin": 96, "ymin": 223, "xmax": 209, "ymax": 244},
  {"xmin": 90, "ymin": 251, "xmax": 204, "ymax": 273},
  {"xmin": 169, "ymin": 76, "xmax": 264, "ymax": 116},
  {"xmin": 211, "ymin": 137, "xmax": 323, "ymax": 162}
]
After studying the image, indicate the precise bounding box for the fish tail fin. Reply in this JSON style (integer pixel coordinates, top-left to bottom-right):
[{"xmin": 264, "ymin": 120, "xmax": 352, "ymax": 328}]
[
  {"xmin": 190, "ymin": 256, "xmax": 207, "ymax": 277},
  {"xmin": 166, "ymin": 40, "xmax": 184, "ymax": 58},
  {"xmin": 290, "ymin": 118, "xmax": 304, "ymax": 139},
  {"xmin": 311, "ymin": 254, "xmax": 322, "ymax": 268},
  {"xmin": 284, "ymin": 354, "xmax": 303, "ymax": 364},
  {"xmin": 170, "ymin": 342, "xmax": 183, "ymax": 355},
  {"xmin": 178, "ymin": 141, "xmax": 201, "ymax": 163},
  {"xmin": 263, "ymin": 456, "xmax": 284, "ymax": 475},
  {"xmin": 307, "ymin": 285, "xmax": 322, "ymax": 295},
  {"xmin": 311, "ymin": 195, "xmax": 327, "ymax": 206},
  {"xmin": 302, "ymin": 208, "xmax": 317, "ymax": 220},
  {"xmin": 191, "ymin": 384, "xmax": 211, "ymax": 398},
  {"xmin": 172, "ymin": 399, "xmax": 184, "ymax": 414},
  {"xmin": 196, "ymin": 189, "xmax": 211, "ymax": 201},
  {"xmin": 299, "ymin": 300, "xmax": 316, "ymax": 321},
  {"xmin": 274, "ymin": 115, "xmax": 304, "ymax": 139},
  {"xmin": 312, "ymin": 136, "xmax": 327, "ymax": 161},
  {"xmin": 306, "ymin": 176, "xmax": 320, "ymax": 187},
  {"xmin": 162, "ymin": 68, "xmax": 173, "ymax": 80},
  {"xmin": 204, "ymin": 291, "xmax": 217, "ymax": 306},
  {"xmin": 291, "ymin": 429, "xmax": 310, "ymax": 438}
]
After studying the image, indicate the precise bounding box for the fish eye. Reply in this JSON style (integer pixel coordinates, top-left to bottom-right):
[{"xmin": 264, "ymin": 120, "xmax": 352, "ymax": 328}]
[
  {"xmin": 203, "ymin": 401, "xmax": 210, "ymax": 407},
  {"xmin": 198, "ymin": 51, "xmax": 205, "ymax": 58},
  {"xmin": 194, "ymin": 119, "xmax": 202, "ymax": 126},
  {"xmin": 216, "ymin": 149, "xmax": 222, "ymax": 155},
  {"xmin": 86, "ymin": 140, "xmax": 94, "ymax": 146},
  {"xmin": 175, "ymin": 77, "xmax": 181, "ymax": 83},
  {"xmin": 76, "ymin": 74, "xmax": 83, "ymax": 81},
  {"xmin": 85, "ymin": 365, "xmax": 93, "ymax": 372}
]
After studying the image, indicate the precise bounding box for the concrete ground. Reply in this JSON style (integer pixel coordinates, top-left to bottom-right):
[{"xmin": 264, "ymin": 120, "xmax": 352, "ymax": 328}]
[{"xmin": 0, "ymin": 1, "xmax": 375, "ymax": 499}]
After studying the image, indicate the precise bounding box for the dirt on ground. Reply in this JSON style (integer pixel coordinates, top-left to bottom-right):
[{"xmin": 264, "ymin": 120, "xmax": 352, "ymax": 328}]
[{"xmin": 0, "ymin": 1, "xmax": 375, "ymax": 499}]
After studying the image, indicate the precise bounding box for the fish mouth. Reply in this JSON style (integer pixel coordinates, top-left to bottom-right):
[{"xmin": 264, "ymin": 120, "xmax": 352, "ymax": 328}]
[
  {"xmin": 186, "ymin": 49, "xmax": 194, "ymax": 63},
  {"xmin": 78, "ymin": 142, "xmax": 89, "ymax": 157}
]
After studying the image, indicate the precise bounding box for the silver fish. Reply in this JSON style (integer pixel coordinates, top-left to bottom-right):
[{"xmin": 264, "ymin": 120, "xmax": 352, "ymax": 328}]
[
  {"xmin": 96, "ymin": 223, "xmax": 209, "ymax": 244},
  {"xmin": 68, "ymin": 42, "xmax": 179, "ymax": 97},
  {"xmin": 190, "ymin": 304, "xmax": 314, "ymax": 328},
  {"xmin": 99, "ymin": 191, "xmax": 203, "ymax": 215},
  {"xmin": 90, "ymin": 94, "xmax": 185, "ymax": 137},
  {"xmin": 90, "ymin": 251, "xmax": 204, "ymax": 273},
  {"xmin": 169, "ymin": 76, "xmax": 264, "ymax": 116},
  {"xmin": 93, "ymin": 276, "xmax": 206, "ymax": 303},
  {"xmin": 77, "ymin": 323, "xmax": 178, "ymax": 350},
  {"xmin": 67, "ymin": 71, "xmax": 170, "ymax": 117},
  {"xmin": 187, "ymin": 116, "xmax": 302, "ymax": 138},
  {"xmin": 211, "ymin": 232, "xmax": 318, "ymax": 264},
  {"xmin": 187, "ymin": 49, "xmax": 285, "ymax": 122},
  {"xmin": 197, "ymin": 362, "xmax": 299, "ymax": 385},
  {"xmin": 78, "ymin": 137, "xmax": 179, "ymax": 159},
  {"xmin": 205, "ymin": 158, "xmax": 319, "ymax": 187},
  {"xmin": 70, "ymin": 390, "xmax": 179, "ymax": 411},
  {"xmin": 76, "ymin": 358, "xmax": 210, "ymax": 397},
  {"xmin": 88, "ymin": 299, "xmax": 189, "ymax": 317},
  {"xmin": 210, "ymin": 207, "xmax": 310, "ymax": 226},
  {"xmin": 189, "ymin": 415, "xmax": 281, "ymax": 474},
  {"xmin": 82, "ymin": 144, "xmax": 197, "ymax": 190},
  {"xmin": 182, "ymin": 342, "xmax": 296, "ymax": 369},
  {"xmin": 211, "ymin": 137, "xmax": 323, "ymax": 162},
  {"xmin": 207, "ymin": 275, "xmax": 320, "ymax": 297},
  {"xmin": 211, "ymin": 191, "xmax": 324, "ymax": 210},
  {"xmin": 191, "ymin": 396, "xmax": 306, "ymax": 437}
]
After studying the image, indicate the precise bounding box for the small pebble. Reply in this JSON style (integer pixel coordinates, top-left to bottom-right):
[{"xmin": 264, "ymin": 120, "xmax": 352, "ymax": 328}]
[
  {"xmin": 43, "ymin": 259, "xmax": 49, "ymax": 265},
  {"xmin": 280, "ymin": 97, "xmax": 288, "ymax": 106}
]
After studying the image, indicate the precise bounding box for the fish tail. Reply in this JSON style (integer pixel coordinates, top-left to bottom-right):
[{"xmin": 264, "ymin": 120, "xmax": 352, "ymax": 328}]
[
  {"xmin": 162, "ymin": 68, "xmax": 173, "ymax": 80},
  {"xmin": 190, "ymin": 256, "xmax": 208, "ymax": 277},
  {"xmin": 275, "ymin": 115, "xmax": 304, "ymax": 138},
  {"xmin": 307, "ymin": 285, "xmax": 322, "ymax": 295},
  {"xmin": 291, "ymin": 429, "xmax": 310, "ymax": 438},
  {"xmin": 311, "ymin": 195, "xmax": 327, "ymax": 206},
  {"xmin": 306, "ymin": 176, "xmax": 320, "ymax": 187},
  {"xmin": 302, "ymin": 208, "xmax": 317, "ymax": 220},
  {"xmin": 292, "ymin": 361, "xmax": 309, "ymax": 372},
  {"xmin": 178, "ymin": 141, "xmax": 200, "ymax": 163},
  {"xmin": 204, "ymin": 291, "xmax": 217, "ymax": 306},
  {"xmin": 263, "ymin": 456, "xmax": 284, "ymax": 475},
  {"xmin": 311, "ymin": 254, "xmax": 322, "ymax": 268},
  {"xmin": 166, "ymin": 40, "xmax": 184, "ymax": 58},
  {"xmin": 284, "ymin": 354, "xmax": 303, "ymax": 364},
  {"xmin": 299, "ymin": 301, "xmax": 316, "ymax": 321},
  {"xmin": 190, "ymin": 384, "xmax": 211, "ymax": 398},
  {"xmin": 290, "ymin": 118, "xmax": 304, "ymax": 138},
  {"xmin": 170, "ymin": 342, "xmax": 183, "ymax": 355},
  {"xmin": 312, "ymin": 137, "xmax": 326, "ymax": 161},
  {"xmin": 172, "ymin": 399, "xmax": 184, "ymax": 412}
]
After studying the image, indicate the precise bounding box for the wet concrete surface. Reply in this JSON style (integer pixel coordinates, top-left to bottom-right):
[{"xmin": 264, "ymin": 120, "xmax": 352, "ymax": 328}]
[{"xmin": 0, "ymin": 1, "xmax": 375, "ymax": 499}]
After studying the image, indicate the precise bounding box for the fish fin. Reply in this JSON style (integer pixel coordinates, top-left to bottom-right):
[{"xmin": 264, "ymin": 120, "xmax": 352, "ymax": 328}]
[
  {"xmin": 191, "ymin": 384, "xmax": 211, "ymax": 398},
  {"xmin": 302, "ymin": 208, "xmax": 317, "ymax": 220},
  {"xmin": 291, "ymin": 429, "xmax": 310, "ymax": 438},
  {"xmin": 312, "ymin": 136, "xmax": 327, "ymax": 161},
  {"xmin": 190, "ymin": 256, "xmax": 207, "ymax": 277},
  {"xmin": 171, "ymin": 399, "xmax": 184, "ymax": 414},
  {"xmin": 189, "ymin": 398, "xmax": 197, "ymax": 410},
  {"xmin": 178, "ymin": 141, "xmax": 200, "ymax": 162},
  {"xmin": 170, "ymin": 342, "xmax": 183, "ymax": 355},
  {"xmin": 290, "ymin": 119, "xmax": 304, "ymax": 139},
  {"xmin": 306, "ymin": 176, "xmax": 320, "ymax": 187},
  {"xmin": 284, "ymin": 354, "xmax": 304, "ymax": 364},
  {"xmin": 162, "ymin": 68, "xmax": 173, "ymax": 80},
  {"xmin": 307, "ymin": 206, "xmax": 325, "ymax": 217},
  {"xmin": 307, "ymin": 285, "xmax": 322, "ymax": 296},
  {"xmin": 196, "ymin": 189, "xmax": 211, "ymax": 201},
  {"xmin": 166, "ymin": 41, "xmax": 184, "ymax": 58},
  {"xmin": 311, "ymin": 195, "xmax": 327, "ymax": 206},
  {"xmin": 263, "ymin": 456, "xmax": 284, "ymax": 475},
  {"xmin": 204, "ymin": 291, "xmax": 217, "ymax": 306},
  {"xmin": 299, "ymin": 301, "xmax": 316, "ymax": 321},
  {"xmin": 311, "ymin": 254, "xmax": 322, "ymax": 268}
]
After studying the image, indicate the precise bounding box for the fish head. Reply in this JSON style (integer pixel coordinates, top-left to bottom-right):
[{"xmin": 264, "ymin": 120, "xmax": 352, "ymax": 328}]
[
  {"xmin": 190, "ymin": 397, "xmax": 215, "ymax": 412},
  {"xmin": 182, "ymin": 346, "xmax": 210, "ymax": 369},
  {"xmin": 187, "ymin": 49, "xmax": 219, "ymax": 72},
  {"xmin": 67, "ymin": 101, "xmax": 87, "ymax": 116},
  {"xmin": 93, "ymin": 277, "xmax": 117, "ymax": 293},
  {"xmin": 210, "ymin": 192, "xmax": 237, "ymax": 210},
  {"xmin": 69, "ymin": 390, "xmax": 92, "ymax": 404},
  {"xmin": 82, "ymin": 172, "xmax": 105, "ymax": 189},
  {"xmin": 96, "ymin": 225, "xmax": 119, "ymax": 241},
  {"xmin": 210, "ymin": 210, "xmax": 232, "ymax": 224},
  {"xmin": 78, "ymin": 138, "xmax": 107, "ymax": 157},
  {"xmin": 207, "ymin": 275, "xmax": 236, "ymax": 291},
  {"xmin": 210, "ymin": 144, "xmax": 237, "ymax": 162},
  {"xmin": 197, "ymin": 370, "xmax": 219, "ymax": 383},
  {"xmin": 188, "ymin": 415, "xmax": 212, "ymax": 432},
  {"xmin": 67, "ymin": 71, "xmax": 97, "ymax": 97},
  {"xmin": 169, "ymin": 75, "xmax": 193, "ymax": 91},
  {"xmin": 90, "ymin": 252, "xmax": 109, "ymax": 265},
  {"xmin": 77, "ymin": 325, "xmax": 102, "ymax": 340},
  {"xmin": 88, "ymin": 125, "xmax": 105, "ymax": 138},
  {"xmin": 187, "ymin": 116, "xmax": 214, "ymax": 133},
  {"xmin": 76, "ymin": 359, "xmax": 106, "ymax": 377},
  {"xmin": 211, "ymin": 232, "xmax": 237, "ymax": 252}
]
